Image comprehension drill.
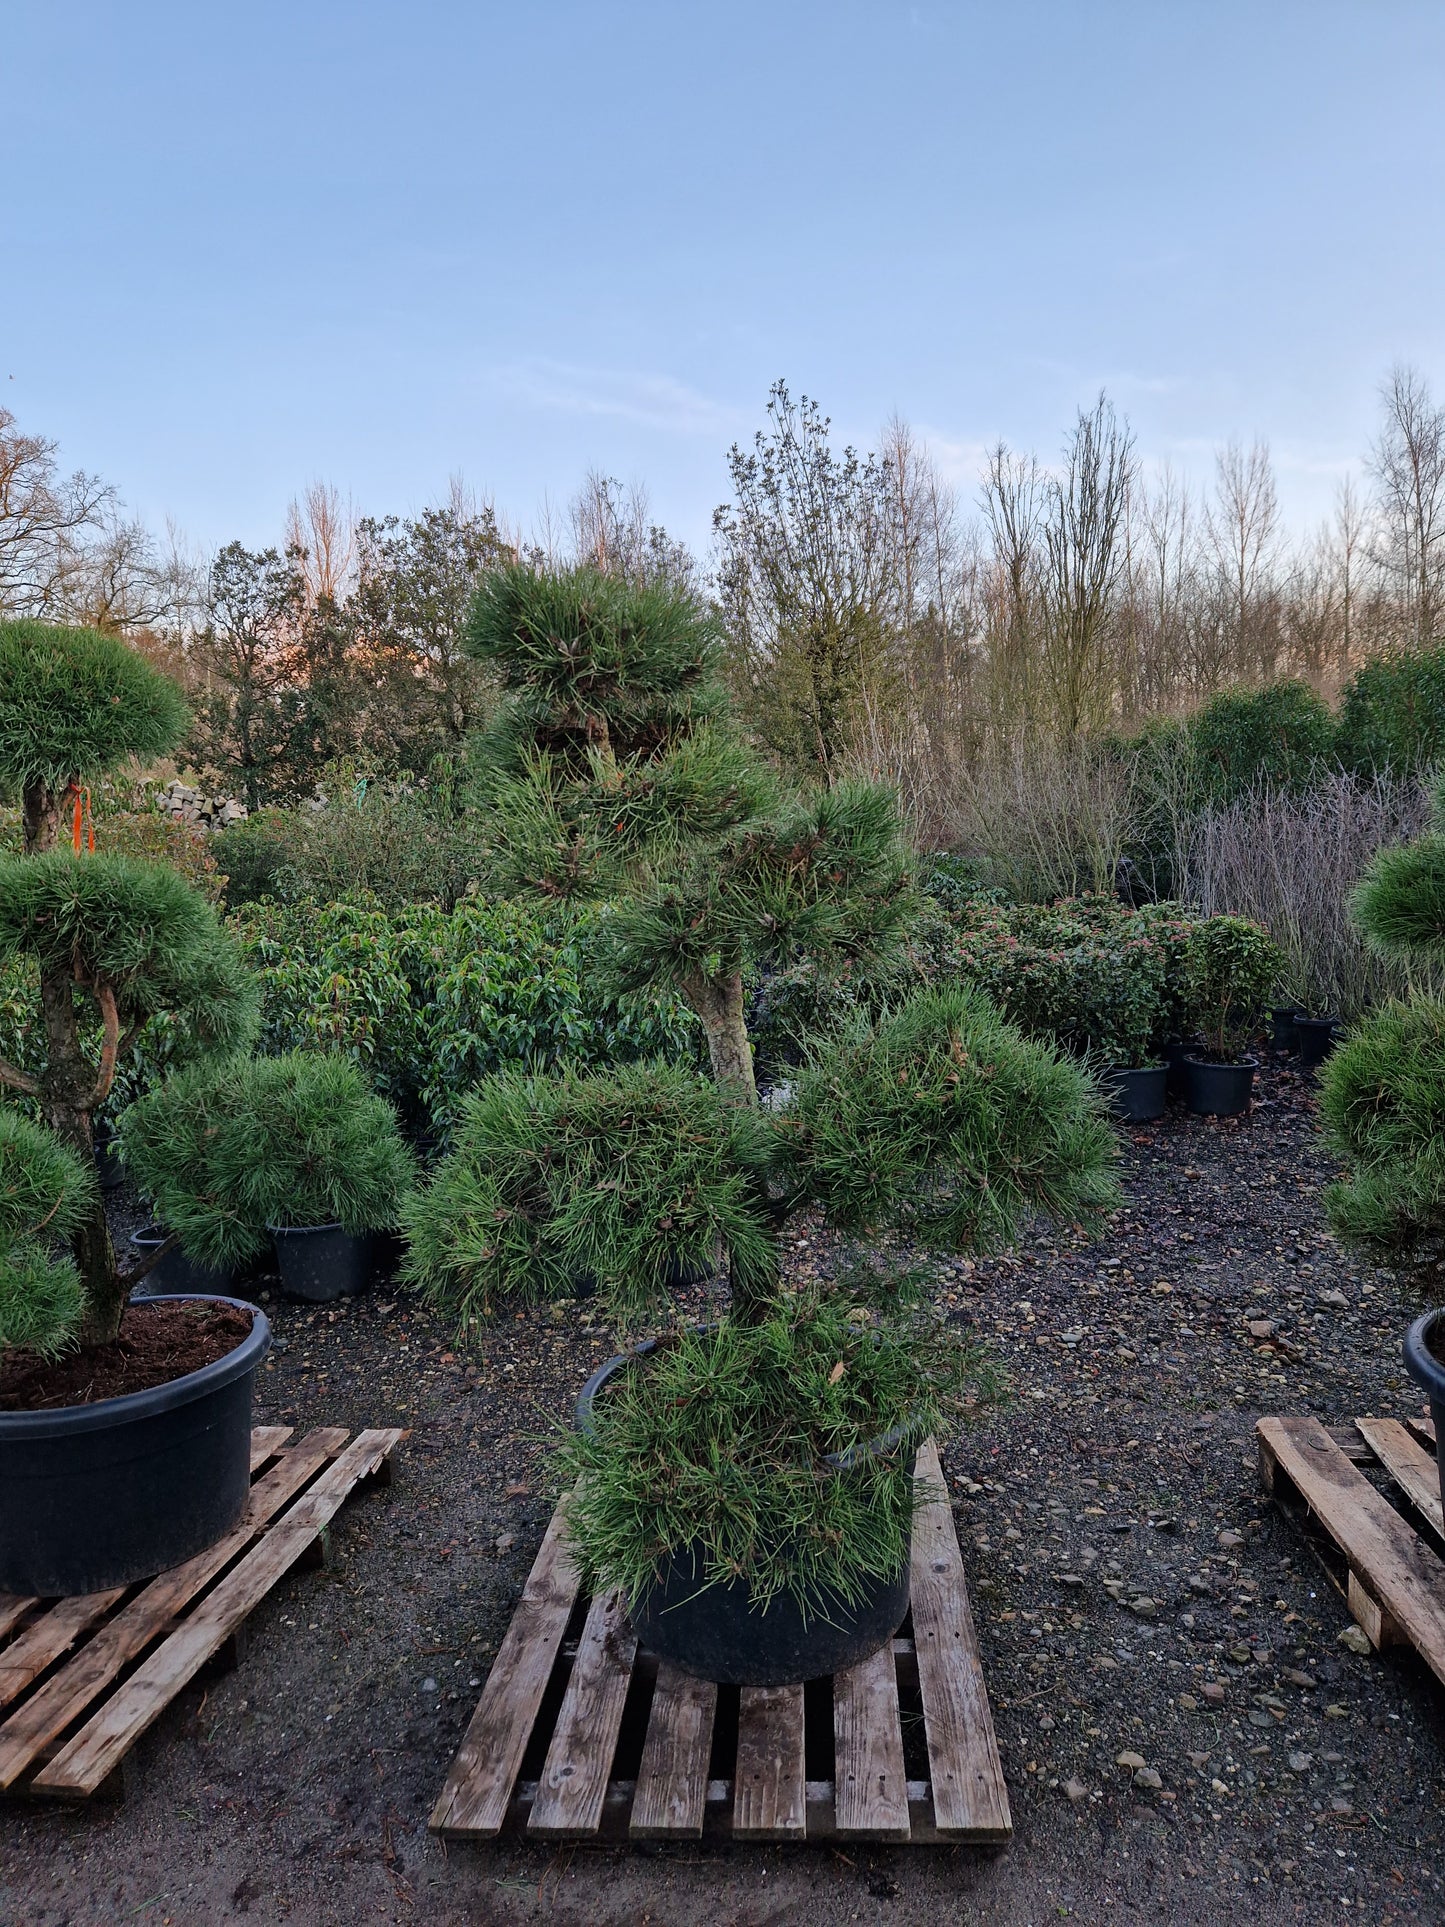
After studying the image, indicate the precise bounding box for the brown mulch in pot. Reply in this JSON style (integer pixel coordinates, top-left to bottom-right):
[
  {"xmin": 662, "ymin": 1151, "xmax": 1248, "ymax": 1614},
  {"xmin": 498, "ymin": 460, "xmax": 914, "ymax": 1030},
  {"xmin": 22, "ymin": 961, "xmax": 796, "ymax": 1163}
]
[{"xmin": 0, "ymin": 1300, "xmax": 254, "ymax": 1410}]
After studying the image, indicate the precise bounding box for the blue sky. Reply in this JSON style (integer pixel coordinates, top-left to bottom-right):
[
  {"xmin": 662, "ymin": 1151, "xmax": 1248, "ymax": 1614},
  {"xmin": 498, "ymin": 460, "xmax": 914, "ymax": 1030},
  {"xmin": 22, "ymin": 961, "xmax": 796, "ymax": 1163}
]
[{"xmin": 7, "ymin": 1, "xmax": 1444, "ymax": 557}]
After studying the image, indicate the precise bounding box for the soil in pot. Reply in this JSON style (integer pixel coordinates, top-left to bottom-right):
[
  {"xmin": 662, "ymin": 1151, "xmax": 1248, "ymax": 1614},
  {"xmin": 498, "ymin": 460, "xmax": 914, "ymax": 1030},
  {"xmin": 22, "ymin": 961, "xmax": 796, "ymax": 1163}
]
[
  {"xmin": 1100, "ymin": 1063, "xmax": 1167, "ymax": 1123},
  {"xmin": 270, "ymin": 1223, "xmax": 373, "ymax": 1302},
  {"xmin": 1181, "ymin": 1055, "xmax": 1257, "ymax": 1118},
  {"xmin": 129, "ymin": 1226, "xmax": 236, "ymax": 1299},
  {"xmin": 1295, "ymin": 1015, "xmax": 1340, "ymax": 1067},
  {"xmin": 0, "ymin": 1294, "xmax": 270, "ymax": 1596},
  {"xmin": 1403, "ymin": 1308, "xmax": 1445, "ymax": 1518},
  {"xmin": 0, "ymin": 1299, "xmax": 254, "ymax": 1409}
]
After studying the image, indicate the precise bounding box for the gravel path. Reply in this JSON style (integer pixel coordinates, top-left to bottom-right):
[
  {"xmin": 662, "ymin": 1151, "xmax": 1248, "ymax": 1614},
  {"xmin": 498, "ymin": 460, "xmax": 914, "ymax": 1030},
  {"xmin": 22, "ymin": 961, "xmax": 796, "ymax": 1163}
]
[{"xmin": 3, "ymin": 1056, "xmax": 1443, "ymax": 1925}]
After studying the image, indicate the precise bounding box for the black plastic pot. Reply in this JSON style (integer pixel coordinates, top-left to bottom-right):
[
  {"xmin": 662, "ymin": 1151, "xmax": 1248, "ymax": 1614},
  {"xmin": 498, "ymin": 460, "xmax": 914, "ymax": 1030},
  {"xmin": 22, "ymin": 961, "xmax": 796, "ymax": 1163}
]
[
  {"xmin": 269, "ymin": 1223, "xmax": 373, "ymax": 1302},
  {"xmin": 129, "ymin": 1226, "xmax": 236, "ymax": 1299},
  {"xmin": 1181, "ymin": 1054, "xmax": 1257, "ymax": 1118},
  {"xmin": 1163, "ymin": 1037, "xmax": 1203, "ymax": 1102},
  {"xmin": 1270, "ymin": 1006, "xmax": 1304, "ymax": 1051},
  {"xmin": 0, "ymin": 1293, "xmax": 270, "ymax": 1597},
  {"xmin": 1101, "ymin": 1063, "xmax": 1167, "ymax": 1123},
  {"xmin": 576, "ymin": 1345, "xmax": 913, "ymax": 1686},
  {"xmin": 1403, "ymin": 1308, "xmax": 1445, "ymax": 1520},
  {"xmin": 571, "ymin": 1252, "xmax": 717, "ymax": 1300},
  {"xmin": 93, "ymin": 1124, "xmax": 126, "ymax": 1193},
  {"xmin": 1295, "ymin": 1015, "xmax": 1340, "ymax": 1068}
]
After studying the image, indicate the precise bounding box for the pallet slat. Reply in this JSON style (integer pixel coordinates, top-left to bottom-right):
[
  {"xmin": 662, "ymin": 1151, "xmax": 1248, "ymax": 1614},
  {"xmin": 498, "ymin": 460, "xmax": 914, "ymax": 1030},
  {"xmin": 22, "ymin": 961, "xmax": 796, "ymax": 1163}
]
[
  {"xmin": 909, "ymin": 1440, "xmax": 1012, "ymax": 1840},
  {"xmin": 733, "ymin": 1684, "xmax": 806, "ymax": 1839},
  {"xmin": 0, "ymin": 1593, "xmax": 126, "ymax": 1711},
  {"xmin": 1258, "ymin": 1416, "xmax": 1445, "ymax": 1690},
  {"xmin": 630, "ymin": 1662, "xmax": 716, "ymax": 1838},
  {"xmin": 0, "ymin": 1428, "xmax": 348, "ymax": 1790},
  {"xmin": 249, "ymin": 1426, "xmax": 295, "ymax": 1471},
  {"xmin": 429, "ymin": 1503, "xmax": 582, "ymax": 1837},
  {"xmin": 834, "ymin": 1639, "xmax": 910, "ymax": 1839},
  {"xmin": 1355, "ymin": 1418, "xmax": 1445, "ymax": 1539},
  {"xmin": 32, "ymin": 1428, "xmax": 403, "ymax": 1796},
  {"xmin": 529, "ymin": 1587, "xmax": 637, "ymax": 1837}
]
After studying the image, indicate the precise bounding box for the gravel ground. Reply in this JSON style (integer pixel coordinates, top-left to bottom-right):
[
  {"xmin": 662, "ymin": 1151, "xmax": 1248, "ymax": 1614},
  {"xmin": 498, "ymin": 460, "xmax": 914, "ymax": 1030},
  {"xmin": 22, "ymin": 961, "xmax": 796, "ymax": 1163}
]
[{"xmin": 3, "ymin": 1055, "xmax": 1444, "ymax": 1926}]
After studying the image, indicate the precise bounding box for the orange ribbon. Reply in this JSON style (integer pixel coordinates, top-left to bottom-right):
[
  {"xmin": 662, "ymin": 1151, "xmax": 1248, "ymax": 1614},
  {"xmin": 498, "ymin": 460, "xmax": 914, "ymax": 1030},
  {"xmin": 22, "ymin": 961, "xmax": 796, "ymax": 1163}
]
[{"xmin": 68, "ymin": 784, "xmax": 95, "ymax": 854}]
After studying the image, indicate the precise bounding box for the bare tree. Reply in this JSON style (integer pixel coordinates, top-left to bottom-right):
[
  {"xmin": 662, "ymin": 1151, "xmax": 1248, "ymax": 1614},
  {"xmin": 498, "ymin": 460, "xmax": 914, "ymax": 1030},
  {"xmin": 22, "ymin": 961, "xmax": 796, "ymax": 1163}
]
[
  {"xmin": 568, "ymin": 470, "xmax": 695, "ymax": 589},
  {"xmin": 1206, "ymin": 438, "xmax": 1281, "ymax": 679},
  {"xmin": 1369, "ymin": 363, "xmax": 1445, "ymax": 646},
  {"xmin": 1040, "ymin": 394, "xmax": 1136, "ymax": 740},
  {"xmin": 0, "ymin": 408, "xmax": 114, "ymax": 616},
  {"xmin": 285, "ymin": 482, "xmax": 357, "ymax": 607},
  {"xmin": 978, "ymin": 440, "xmax": 1046, "ymax": 730}
]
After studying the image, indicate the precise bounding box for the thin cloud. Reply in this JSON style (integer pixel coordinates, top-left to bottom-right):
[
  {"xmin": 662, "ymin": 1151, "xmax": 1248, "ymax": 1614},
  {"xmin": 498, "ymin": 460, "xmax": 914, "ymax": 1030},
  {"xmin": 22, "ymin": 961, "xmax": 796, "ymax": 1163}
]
[{"xmin": 493, "ymin": 359, "xmax": 742, "ymax": 437}]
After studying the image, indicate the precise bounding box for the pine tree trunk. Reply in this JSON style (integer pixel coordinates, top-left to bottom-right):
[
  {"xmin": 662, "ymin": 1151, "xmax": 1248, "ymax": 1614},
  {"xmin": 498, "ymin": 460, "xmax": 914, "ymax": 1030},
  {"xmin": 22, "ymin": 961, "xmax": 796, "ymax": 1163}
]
[
  {"xmin": 22, "ymin": 776, "xmax": 62, "ymax": 856},
  {"xmin": 39, "ymin": 965, "xmax": 125, "ymax": 1344},
  {"xmin": 682, "ymin": 970, "xmax": 756, "ymax": 1105}
]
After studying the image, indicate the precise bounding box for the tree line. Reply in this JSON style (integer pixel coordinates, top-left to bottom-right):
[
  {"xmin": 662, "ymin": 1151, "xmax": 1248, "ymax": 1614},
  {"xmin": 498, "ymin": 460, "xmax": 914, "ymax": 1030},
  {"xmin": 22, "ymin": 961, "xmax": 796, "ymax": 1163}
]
[{"xmin": 2, "ymin": 364, "xmax": 1443, "ymax": 807}]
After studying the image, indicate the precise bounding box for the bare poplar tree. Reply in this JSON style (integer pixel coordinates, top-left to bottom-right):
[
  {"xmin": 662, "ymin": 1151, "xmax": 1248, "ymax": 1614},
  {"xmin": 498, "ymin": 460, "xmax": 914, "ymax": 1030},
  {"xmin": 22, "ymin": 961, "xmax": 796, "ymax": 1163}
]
[
  {"xmin": 1369, "ymin": 364, "xmax": 1445, "ymax": 647},
  {"xmin": 285, "ymin": 482, "xmax": 357, "ymax": 607},
  {"xmin": 1206, "ymin": 438, "xmax": 1281, "ymax": 680},
  {"xmin": 1040, "ymin": 394, "xmax": 1136, "ymax": 740}
]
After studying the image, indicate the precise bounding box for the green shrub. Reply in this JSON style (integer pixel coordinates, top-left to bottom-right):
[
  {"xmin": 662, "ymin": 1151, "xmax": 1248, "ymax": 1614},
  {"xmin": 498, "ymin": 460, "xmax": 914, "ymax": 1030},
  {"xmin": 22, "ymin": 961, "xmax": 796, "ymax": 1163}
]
[
  {"xmin": 229, "ymin": 894, "xmax": 699, "ymax": 1133},
  {"xmin": 1350, "ymin": 832, "xmax": 1445, "ymax": 959},
  {"xmin": 554, "ymin": 1297, "xmax": 998, "ymax": 1615},
  {"xmin": 1181, "ymin": 914, "xmax": 1281, "ymax": 1058},
  {"xmin": 0, "ymin": 1109, "xmax": 94, "ymax": 1356},
  {"xmin": 401, "ymin": 1062, "xmax": 776, "ymax": 1327},
  {"xmin": 1337, "ymin": 647, "xmax": 1445, "ymax": 775},
  {"xmin": 120, "ymin": 1053, "xmax": 414, "ymax": 1270},
  {"xmin": 1186, "ymin": 680, "xmax": 1337, "ymax": 803},
  {"xmin": 779, "ymin": 985, "xmax": 1120, "ymax": 1251},
  {"xmin": 1320, "ymin": 1000, "xmax": 1445, "ymax": 1279}
]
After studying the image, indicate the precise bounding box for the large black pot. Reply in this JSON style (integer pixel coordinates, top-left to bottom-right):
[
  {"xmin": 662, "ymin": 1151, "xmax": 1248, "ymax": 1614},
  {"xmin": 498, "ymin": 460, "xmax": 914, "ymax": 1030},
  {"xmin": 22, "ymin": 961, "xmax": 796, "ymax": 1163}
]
[
  {"xmin": 1295, "ymin": 1015, "xmax": 1341, "ymax": 1068},
  {"xmin": 1403, "ymin": 1308, "xmax": 1445, "ymax": 1520},
  {"xmin": 575, "ymin": 1345, "xmax": 913, "ymax": 1686},
  {"xmin": 1101, "ymin": 1063, "xmax": 1167, "ymax": 1123},
  {"xmin": 1181, "ymin": 1055, "xmax": 1257, "ymax": 1118},
  {"xmin": 1163, "ymin": 1037, "xmax": 1203, "ymax": 1102},
  {"xmin": 1270, "ymin": 1006, "xmax": 1304, "ymax": 1051},
  {"xmin": 270, "ymin": 1223, "xmax": 372, "ymax": 1302},
  {"xmin": 93, "ymin": 1124, "xmax": 126, "ymax": 1193},
  {"xmin": 0, "ymin": 1294, "xmax": 270, "ymax": 1597},
  {"xmin": 129, "ymin": 1226, "xmax": 236, "ymax": 1299}
]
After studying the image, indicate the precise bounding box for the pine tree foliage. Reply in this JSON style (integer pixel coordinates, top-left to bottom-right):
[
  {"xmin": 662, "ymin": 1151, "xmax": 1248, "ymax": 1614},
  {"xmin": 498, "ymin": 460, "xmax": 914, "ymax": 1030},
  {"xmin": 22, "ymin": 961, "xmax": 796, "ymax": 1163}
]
[
  {"xmin": 0, "ymin": 1108, "xmax": 93, "ymax": 1356},
  {"xmin": 0, "ymin": 619, "xmax": 189, "ymax": 799}
]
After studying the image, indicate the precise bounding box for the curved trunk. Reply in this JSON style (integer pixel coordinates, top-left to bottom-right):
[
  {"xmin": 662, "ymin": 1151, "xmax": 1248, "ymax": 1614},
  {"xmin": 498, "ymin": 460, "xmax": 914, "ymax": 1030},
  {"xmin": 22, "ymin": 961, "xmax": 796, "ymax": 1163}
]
[
  {"xmin": 681, "ymin": 970, "xmax": 756, "ymax": 1106},
  {"xmin": 21, "ymin": 776, "xmax": 63, "ymax": 856}
]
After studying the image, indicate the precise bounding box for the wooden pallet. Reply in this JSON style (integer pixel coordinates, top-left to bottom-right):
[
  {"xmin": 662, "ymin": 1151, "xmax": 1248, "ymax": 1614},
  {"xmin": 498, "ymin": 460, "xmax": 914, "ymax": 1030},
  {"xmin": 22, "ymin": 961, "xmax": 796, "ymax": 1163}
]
[
  {"xmin": 430, "ymin": 1438, "xmax": 1012, "ymax": 1846},
  {"xmin": 1258, "ymin": 1412, "xmax": 1445, "ymax": 1685},
  {"xmin": 0, "ymin": 1423, "xmax": 404, "ymax": 1799}
]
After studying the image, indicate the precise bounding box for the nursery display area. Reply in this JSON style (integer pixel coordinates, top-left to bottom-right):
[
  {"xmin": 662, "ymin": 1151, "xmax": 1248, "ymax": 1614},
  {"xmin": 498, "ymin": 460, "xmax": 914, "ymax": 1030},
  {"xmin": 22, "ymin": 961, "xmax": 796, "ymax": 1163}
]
[{"xmin": 1, "ymin": 597, "xmax": 1444, "ymax": 1926}]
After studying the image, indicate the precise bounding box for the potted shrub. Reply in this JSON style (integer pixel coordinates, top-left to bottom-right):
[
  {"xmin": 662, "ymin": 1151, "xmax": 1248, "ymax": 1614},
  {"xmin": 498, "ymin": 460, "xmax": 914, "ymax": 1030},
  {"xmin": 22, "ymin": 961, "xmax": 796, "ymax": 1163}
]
[
  {"xmin": 1320, "ymin": 806, "xmax": 1445, "ymax": 1510},
  {"xmin": 0, "ymin": 620, "xmax": 267, "ymax": 1598},
  {"xmin": 121, "ymin": 1052, "xmax": 415, "ymax": 1302},
  {"xmin": 434, "ymin": 567, "xmax": 1120, "ymax": 1685},
  {"xmin": 1180, "ymin": 915, "xmax": 1282, "ymax": 1117}
]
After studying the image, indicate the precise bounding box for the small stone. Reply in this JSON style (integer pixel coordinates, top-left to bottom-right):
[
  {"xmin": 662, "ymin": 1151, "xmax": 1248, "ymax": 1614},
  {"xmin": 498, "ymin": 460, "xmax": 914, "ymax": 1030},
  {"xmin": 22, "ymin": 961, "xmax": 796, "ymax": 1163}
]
[
  {"xmin": 1317, "ymin": 1289, "xmax": 1348, "ymax": 1308},
  {"xmin": 1288, "ymin": 1750, "xmax": 1313, "ymax": 1773},
  {"xmin": 1281, "ymin": 1667, "xmax": 1317, "ymax": 1688},
  {"xmin": 1130, "ymin": 1596, "xmax": 1157, "ymax": 1617},
  {"xmin": 1202, "ymin": 1682, "xmax": 1226, "ymax": 1704},
  {"xmin": 1178, "ymin": 1693, "xmax": 1198, "ymax": 1711},
  {"xmin": 1211, "ymin": 1777, "xmax": 1231, "ymax": 1796},
  {"xmin": 1133, "ymin": 1767, "xmax": 1163, "ymax": 1791},
  {"xmin": 1056, "ymin": 1573, "xmax": 1085, "ymax": 1588},
  {"xmin": 1338, "ymin": 1625, "xmax": 1372, "ymax": 1656},
  {"xmin": 1325, "ymin": 1702, "xmax": 1349, "ymax": 1719},
  {"xmin": 1063, "ymin": 1777, "xmax": 1089, "ymax": 1805},
  {"xmin": 1116, "ymin": 1751, "xmax": 1147, "ymax": 1772},
  {"xmin": 1330, "ymin": 1796, "xmax": 1353, "ymax": 1815},
  {"xmin": 1228, "ymin": 1643, "xmax": 1253, "ymax": 1664},
  {"xmin": 495, "ymin": 1532, "xmax": 517, "ymax": 1555},
  {"xmin": 1247, "ymin": 1319, "xmax": 1277, "ymax": 1339},
  {"xmin": 421, "ymin": 1677, "xmax": 437, "ymax": 1694},
  {"xmin": 1217, "ymin": 1529, "xmax": 1245, "ymax": 1551}
]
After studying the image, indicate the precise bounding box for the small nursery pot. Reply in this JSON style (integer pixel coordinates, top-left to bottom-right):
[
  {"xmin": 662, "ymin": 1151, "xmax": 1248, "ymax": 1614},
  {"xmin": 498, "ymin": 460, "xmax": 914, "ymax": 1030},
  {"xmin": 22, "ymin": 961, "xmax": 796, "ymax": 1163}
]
[
  {"xmin": 1403, "ymin": 1308, "xmax": 1445, "ymax": 1520},
  {"xmin": 1163, "ymin": 1038, "xmax": 1203, "ymax": 1103},
  {"xmin": 129, "ymin": 1225, "xmax": 236, "ymax": 1299},
  {"xmin": 571, "ymin": 1253, "xmax": 717, "ymax": 1300},
  {"xmin": 576, "ymin": 1344, "xmax": 913, "ymax": 1686},
  {"xmin": 0, "ymin": 1294, "xmax": 270, "ymax": 1597},
  {"xmin": 1100, "ymin": 1064, "xmax": 1167, "ymax": 1124},
  {"xmin": 1270, "ymin": 1006, "xmax": 1304, "ymax": 1052},
  {"xmin": 269, "ymin": 1224, "xmax": 373, "ymax": 1302},
  {"xmin": 1295, "ymin": 1016, "xmax": 1340, "ymax": 1068},
  {"xmin": 93, "ymin": 1124, "xmax": 126, "ymax": 1193},
  {"xmin": 1181, "ymin": 1055, "xmax": 1257, "ymax": 1119}
]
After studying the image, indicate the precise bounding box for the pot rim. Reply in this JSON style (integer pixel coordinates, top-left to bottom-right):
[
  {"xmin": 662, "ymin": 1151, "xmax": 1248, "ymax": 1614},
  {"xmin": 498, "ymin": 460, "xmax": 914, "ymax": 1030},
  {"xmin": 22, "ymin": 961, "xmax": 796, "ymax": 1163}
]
[
  {"xmin": 575, "ymin": 1336, "xmax": 915, "ymax": 1470},
  {"xmin": 1104, "ymin": 1061, "xmax": 1168, "ymax": 1076},
  {"xmin": 1180, "ymin": 1053, "xmax": 1259, "ymax": 1070},
  {"xmin": 1403, "ymin": 1307, "xmax": 1445, "ymax": 1396},
  {"xmin": 0, "ymin": 1294, "xmax": 271, "ymax": 1439},
  {"xmin": 267, "ymin": 1221, "xmax": 348, "ymax": 1237}
]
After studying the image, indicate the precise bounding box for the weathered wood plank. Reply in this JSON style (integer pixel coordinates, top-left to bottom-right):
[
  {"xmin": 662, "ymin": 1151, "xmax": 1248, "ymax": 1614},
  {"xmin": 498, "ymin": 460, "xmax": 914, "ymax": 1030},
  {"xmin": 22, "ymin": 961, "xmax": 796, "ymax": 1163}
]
[
  {"xmin": 0, "ymin": 1599, "xmax": 35, "ymax": 1644},
  {"xmin": 733, "ymin": 1684, "xmax": 805, "ymax": 1839},
  {"xmin": 33, "ymin": 1429, "xmax": 403, "ymax": 1796},
  {"xmin": 1355, "ymin": 1418, "xmax": 1445, "ymax": 1539},
  {"xmin": 630, "ymin": 1662, "xmax": 716, "ymax": 1838},
  {"xmin": 429, "ymin": 1502, "xmax": 583, "ymax": 1836},
  {"xmin": 1258, "ymin": 1417, "xmax": 1445, "ymax": 1689},
  {"xmin": 834, "ymin": 1639, "xmax": 910, "ymax": 1839},
  {"xmin": 0, "ymin": 1428, "xmax": 347, "ymax": 1789},
  {"xmin": 1347, "ymin": 1569, "xmax": 1402, "ymax": 1649},
  {"xmin": 909, "ymin": 1439, "xmax": 1012, "ymax": 1841},
  {"xmin": 0, "ymin": 1592, "xmax": 126, "ymax": 1710},
  {"xmin": 249, "ymin": 1425, "xmax": 295, "ymax": 1472},
  {"xmin": 528, "ymin": 1587, "xmax": 637, "ymax": 1837}
]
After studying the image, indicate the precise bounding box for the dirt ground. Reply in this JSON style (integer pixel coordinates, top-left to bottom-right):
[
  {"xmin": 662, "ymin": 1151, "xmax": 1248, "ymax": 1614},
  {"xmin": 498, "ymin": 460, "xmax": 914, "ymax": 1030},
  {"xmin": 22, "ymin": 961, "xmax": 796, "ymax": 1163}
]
[{"xmin": 3, "ymin": 1055, "xmax": 1444, "ymax": 1926}]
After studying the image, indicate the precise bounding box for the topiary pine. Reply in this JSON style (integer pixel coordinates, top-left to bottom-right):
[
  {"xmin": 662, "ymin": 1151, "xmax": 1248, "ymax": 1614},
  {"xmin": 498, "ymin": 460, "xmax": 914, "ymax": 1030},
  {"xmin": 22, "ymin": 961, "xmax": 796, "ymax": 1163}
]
[
  {"xmin": 465, "ymin": 564, "xmax": 914, "ymax": 1099},
  {"xmin": 0, "ymin": 620, "xmax": 190, "ymax": 854},
  {"xmin": 0, "ymin": 1108, "xmax": 95, "ymax": 1356},
  {"xmin": 0, "ymin": 624, "xmax": 254, "ymax": 1347}
]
